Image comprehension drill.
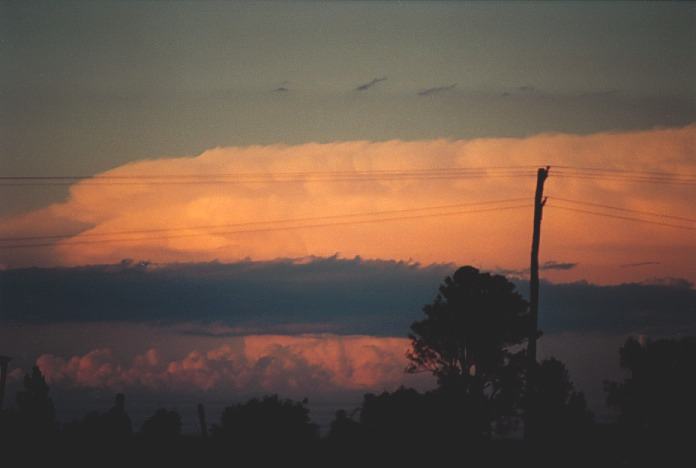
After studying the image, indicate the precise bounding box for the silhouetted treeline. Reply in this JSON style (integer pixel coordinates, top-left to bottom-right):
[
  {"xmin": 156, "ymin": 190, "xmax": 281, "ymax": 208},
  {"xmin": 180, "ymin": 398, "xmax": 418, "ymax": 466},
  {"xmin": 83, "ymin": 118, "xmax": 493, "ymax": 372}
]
[
  {"xmin": 1, "ymin": 335, "xmax": 693, "ymax": 466},
  {"xmin": 1, "ymin": 267, "xmax": 693, "ymax": 466}
]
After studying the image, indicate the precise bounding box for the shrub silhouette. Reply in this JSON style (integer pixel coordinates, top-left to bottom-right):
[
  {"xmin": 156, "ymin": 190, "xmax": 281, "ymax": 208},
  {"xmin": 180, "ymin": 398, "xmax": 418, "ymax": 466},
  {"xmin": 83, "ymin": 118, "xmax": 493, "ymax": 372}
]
[
  {"xmin": 102, "ymin": 393, "xmax": 133, "ymax": 439},
  {"xmin": 141, "ymin": 408, "xmax": 182, "ymax": 439},
  {"xmin": 339, "ymin": 386, "xmax": 517, "ymax": 461},
  {"xmin": 327, "ymin": 409, "xmax": 362, "ymax": 444},
  {"xmin": 212, "ymin": 395, "xmax": 318, "ymax": 448},
  {"xmin": 63, "ymin": 393, "xmax": 132, "ymax": 442},
  {"xmin": 524, "ymin": 358, "xmax": 593, "ymax": 442},
  {"xmin": 606, "ymin": 336, "xmax": 696, "ymax": 457},
  {"xmin": 16, "ymin": 366, "xmax": 56, "ymax": 438},
  {"xmin": 359, "ymin": 387, "xmax": 433, "ymax": 445}
]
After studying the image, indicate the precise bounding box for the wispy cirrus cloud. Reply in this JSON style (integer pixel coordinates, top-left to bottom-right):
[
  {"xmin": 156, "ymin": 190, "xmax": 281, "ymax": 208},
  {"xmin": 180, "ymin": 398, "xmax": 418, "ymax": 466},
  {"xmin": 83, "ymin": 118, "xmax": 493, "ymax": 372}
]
[
  {"xmin": 272, "ymin": 80, "xmax": 290, "ymax": 93},
  {"xmin": 355, "ymin": 77, "xmax": 387, "ymax": 91},
  {"xmin": 621, "ymin": 261, "xmax": 661, "ymax": 268},
  {"xmin": 417, "ymin": 83, "xmax": 456, "ymax": 96},
  {"xmin": 495, "ymin": 260, "xmax": 578, "ymax": 277},
  {"xmin": 542, "ymin": 261, "xmax": 578, "ymax": 271}
]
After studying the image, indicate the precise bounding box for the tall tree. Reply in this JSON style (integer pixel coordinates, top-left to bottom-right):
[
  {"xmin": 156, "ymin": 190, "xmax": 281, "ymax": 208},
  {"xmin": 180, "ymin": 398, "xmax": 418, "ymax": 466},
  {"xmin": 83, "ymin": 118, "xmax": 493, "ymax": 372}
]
[
  {"xmin": 407, "ymin": 266, "xmax": 530, "ymax": 434},
  {"xmin": 407, "ymin": 266, "xmax": 530, "ymax": 386}
]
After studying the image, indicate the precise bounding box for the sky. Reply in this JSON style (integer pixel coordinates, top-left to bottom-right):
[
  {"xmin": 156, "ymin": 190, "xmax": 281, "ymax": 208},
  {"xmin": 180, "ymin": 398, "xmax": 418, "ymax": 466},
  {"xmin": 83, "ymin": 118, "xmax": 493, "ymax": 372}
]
[{"xmin": 1, "ymin": 1, "xmax": 695, "ymax": 430}]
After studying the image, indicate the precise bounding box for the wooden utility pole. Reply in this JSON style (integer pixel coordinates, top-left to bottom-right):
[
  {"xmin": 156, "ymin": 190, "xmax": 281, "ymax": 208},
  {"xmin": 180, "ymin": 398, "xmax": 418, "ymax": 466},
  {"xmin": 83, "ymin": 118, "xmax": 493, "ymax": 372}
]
[
  {"xmin": 528, "ymin": 166, "xmax": 549, "ymax": 367},
  {"xmin": 524, "ymin": 166, "xmax": 549, "ymax": 441}
]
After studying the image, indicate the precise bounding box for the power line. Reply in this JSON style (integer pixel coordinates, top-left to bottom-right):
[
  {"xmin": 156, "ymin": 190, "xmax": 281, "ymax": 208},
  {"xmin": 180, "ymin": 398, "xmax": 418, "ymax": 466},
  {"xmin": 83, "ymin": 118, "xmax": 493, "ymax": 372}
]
[
  {"xmin": 0, "ymin": 172, "xmax": 539, "ymax": 187},
  {"xmin": 0, "ymin": 198, "xmax": 529, "ymax": 243},
  {"xmin": 0, "ymin": 167, "xmax": 538, "ymax": 185},
  {"xmin": 0, "ymin": 166, "xmax": 540, "ymax": 181},
  {"xmin": 552, "ymin": 165, "xmax": 696, "ymax": 179},
  {"xmin": 547, "ymin": 204, "xmax": 696, "ymax": 231},
  {"xmin": 4, "ymin": 167, "xmax": 695, "ymax": 187},
  {"xmin": 3, "ymin": 165, "xmax": 694, "ymax": 181},
  {"xmin": 551, "ymin": 172, "xmax": 696, "ymax": 186},
  {"xmin": 3, "ymin": 163, "xmax": 695, "ymax": 187},
  {"xmin": 553, "ymin": 171, "xmax": 696, "ymax": 184},
  {"xmin": 547, "ymin": 196, "xmax": 696, "ymax": 224},
  {"xmin": 0, "ymin": 203, "xmax": 533, "ymax": 249}
]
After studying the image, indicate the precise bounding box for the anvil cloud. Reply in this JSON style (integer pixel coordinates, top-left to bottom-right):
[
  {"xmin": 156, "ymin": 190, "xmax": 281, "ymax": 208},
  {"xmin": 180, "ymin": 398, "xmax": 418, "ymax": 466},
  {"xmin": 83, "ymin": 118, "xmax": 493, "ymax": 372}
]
[{"xmin": 1, "ymin": 125, "xmax": 695, "ymax": 284}]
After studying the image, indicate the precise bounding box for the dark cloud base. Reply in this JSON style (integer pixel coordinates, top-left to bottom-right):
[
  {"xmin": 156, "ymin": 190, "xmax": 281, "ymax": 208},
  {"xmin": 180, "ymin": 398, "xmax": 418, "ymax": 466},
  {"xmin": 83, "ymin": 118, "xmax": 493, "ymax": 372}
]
[{"xmin": 1, "ymin": 257, "xmax": 694, "ymax": 336}]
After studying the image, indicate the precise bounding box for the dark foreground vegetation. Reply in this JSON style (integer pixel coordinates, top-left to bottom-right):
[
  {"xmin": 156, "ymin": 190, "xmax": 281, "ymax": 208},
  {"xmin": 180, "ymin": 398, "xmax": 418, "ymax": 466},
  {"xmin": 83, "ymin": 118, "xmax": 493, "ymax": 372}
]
[{"xmin": 1, "ymin": 267, "xmax": 694, "ymax": 467}]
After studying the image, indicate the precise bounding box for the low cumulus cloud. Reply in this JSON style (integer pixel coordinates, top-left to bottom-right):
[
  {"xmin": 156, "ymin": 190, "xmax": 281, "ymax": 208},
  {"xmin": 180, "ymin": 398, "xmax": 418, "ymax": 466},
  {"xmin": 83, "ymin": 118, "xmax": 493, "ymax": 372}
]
[
  {"xmin": 641, "ymin": 277, "xmax": 694, "ymax": 289},
  {"xmin": 0, "ymin": 257, "xmax": 451, "ymax": 335},
  {"xmin": 521, "ymin": 279, "xmax": 696, "ymax": 335},
  {"xmin": 35, "ymin": 335, "xmax": 428, "ymax": 395},
  {"xmin": 1, "ymin": 257, "xmax": 694, "ymax": 336},
  {"xmin": 7, "ymin": 368, "xmax": 24, "ymax": 383}
]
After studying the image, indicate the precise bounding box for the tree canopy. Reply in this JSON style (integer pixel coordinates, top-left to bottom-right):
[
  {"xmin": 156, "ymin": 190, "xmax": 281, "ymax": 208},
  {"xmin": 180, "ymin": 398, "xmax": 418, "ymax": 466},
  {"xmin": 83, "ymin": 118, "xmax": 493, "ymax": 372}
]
[
  {"xmin": 406, "ymin": 266, "xmax": 531, "ymax": 437},
  {"xmin": 212, "ymin": 394, "xmax": 318, "ymax": 446},
  {"xmin": 606, "ymin": 336, "xmax": 696, "ymax": 442},
  {"xmin": 407, "ymin": 266, "xmax": 530, "ymax": 388},
  {"xmin": 524, "ymin": 358, "xmax": 593, "ymax": 441},
  {"xmin": 141, "ymin": 408, "xmax": 182, "ymax": 439}
]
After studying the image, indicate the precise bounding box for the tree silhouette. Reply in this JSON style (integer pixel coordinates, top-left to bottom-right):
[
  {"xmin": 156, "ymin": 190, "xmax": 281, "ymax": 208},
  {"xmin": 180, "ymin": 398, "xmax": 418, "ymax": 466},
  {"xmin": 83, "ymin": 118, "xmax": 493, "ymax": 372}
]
[
  {"xmin": 408, "ymin": 266, "xmax": 530, "ymax": 384},
  {"xmin": 16, "ymin": 365, "xmax": 56, "ymax": 438},
  {"xmin": 605, "ymin": 336, "xmax": 696, "ymax": 456},
  {"xmin": 102, "ymin": 393, "xmax": 133, "ymax": 439},
  {"xmin": 141, "ymin": 408, "xmax": 182, "ymax": 439},
  {"xmin": 351, "ymin": 386, "xmax": 522, "ymax": 462},
  {"xmin": 524, "ymin": 358, "xmax": 593, "ymax": 442},
  {"xmin": 326, "ymin": 407, "xmax": 364, "ymax": 461},
  {"xmin": 212, "ymin": 395, "xmax": 318, "ymax": 449},
  {"xmin": 407, "ymin": 266, "xmax": 530, "ymax": 435},
  {"xmin": 328, "ymin": 409, "xmax": 362, "ymax": 444},
  {"xmin": 359, "ymin": 387, "xmax": 433, "ymax": 445}
]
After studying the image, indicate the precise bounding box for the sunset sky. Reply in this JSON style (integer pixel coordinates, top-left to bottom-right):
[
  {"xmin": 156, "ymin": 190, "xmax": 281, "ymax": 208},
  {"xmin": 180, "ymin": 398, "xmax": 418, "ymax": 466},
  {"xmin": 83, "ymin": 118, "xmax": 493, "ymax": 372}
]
[{"xmin": 1, "ymin": 1, "xmax": 695, "ymax": 430}]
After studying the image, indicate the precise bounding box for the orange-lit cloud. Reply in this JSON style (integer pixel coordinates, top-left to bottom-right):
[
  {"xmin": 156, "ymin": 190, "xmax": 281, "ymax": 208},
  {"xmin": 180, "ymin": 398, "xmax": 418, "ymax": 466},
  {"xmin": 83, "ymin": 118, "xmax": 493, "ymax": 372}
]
[
  {"xmin": 1, "ymin": 125, "xmax": 695, "ymax": 283},
  {"xmin": 35, "ymin": 335, "xmax": 430, "ymax": 395}
]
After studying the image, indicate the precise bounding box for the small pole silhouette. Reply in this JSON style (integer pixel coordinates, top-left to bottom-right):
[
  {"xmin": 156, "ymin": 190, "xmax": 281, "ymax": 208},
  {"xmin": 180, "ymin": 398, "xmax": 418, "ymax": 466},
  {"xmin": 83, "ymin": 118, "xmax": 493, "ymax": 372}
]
[
  {"xmin": 197, "ymin": 403, "xmax": 208, "ymax": 438},
  {"xmin": 0, "ymin": 355, "xmax": 10, "ymax": 411}
]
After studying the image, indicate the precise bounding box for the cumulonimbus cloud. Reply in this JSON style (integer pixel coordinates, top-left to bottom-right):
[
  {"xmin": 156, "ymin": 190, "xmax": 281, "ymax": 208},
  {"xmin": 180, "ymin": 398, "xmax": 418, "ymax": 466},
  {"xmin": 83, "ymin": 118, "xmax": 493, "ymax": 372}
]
[
  {"xmin": 0, "ymin": 125, "xmax": 694, "ymax": 284},
  {"xmin": 34, "ymin": 335, "xmax": 430, "ymax": 395}
]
